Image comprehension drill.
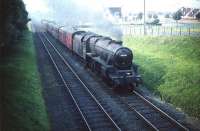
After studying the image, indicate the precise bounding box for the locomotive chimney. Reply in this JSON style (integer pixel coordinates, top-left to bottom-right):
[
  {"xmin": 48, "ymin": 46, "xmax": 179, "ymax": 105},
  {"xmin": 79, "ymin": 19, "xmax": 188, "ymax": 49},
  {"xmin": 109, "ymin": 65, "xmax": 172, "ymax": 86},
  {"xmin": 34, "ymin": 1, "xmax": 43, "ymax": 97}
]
[
  {"xmin": 110, "ymin": 40, "xmax": 123, "ymax": 45},
  {"xmin": 116, "ymin": 41, "xmax": 122, "ymax": 45}
]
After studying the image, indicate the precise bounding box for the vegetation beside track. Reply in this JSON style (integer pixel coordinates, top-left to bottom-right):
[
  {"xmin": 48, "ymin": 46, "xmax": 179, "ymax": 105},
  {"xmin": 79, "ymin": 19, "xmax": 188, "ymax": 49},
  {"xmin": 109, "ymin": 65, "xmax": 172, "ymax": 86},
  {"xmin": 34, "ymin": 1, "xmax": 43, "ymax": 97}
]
[
  {"xmin": 0, "ymin": 30, "xmax": 50, "ymax": 131},
  {"xmin": 0, "ymin": 0, "xmax": 29, "ymax": 47},
  {"xmin": 124, "ymin": 36, "xmax": 200, "ymax": 119}
]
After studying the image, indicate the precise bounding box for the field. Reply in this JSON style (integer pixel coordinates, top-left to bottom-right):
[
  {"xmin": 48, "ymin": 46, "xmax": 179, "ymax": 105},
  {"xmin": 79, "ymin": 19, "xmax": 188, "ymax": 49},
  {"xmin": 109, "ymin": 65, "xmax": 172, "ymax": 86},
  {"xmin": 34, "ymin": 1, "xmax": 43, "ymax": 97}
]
[
  {"xmin": 124, "ymin": 36, "xmax": 200, "ymax": 119},
  {"xmin": 0, "ymin": 30, "xmax": 50, "ymax": 130}
]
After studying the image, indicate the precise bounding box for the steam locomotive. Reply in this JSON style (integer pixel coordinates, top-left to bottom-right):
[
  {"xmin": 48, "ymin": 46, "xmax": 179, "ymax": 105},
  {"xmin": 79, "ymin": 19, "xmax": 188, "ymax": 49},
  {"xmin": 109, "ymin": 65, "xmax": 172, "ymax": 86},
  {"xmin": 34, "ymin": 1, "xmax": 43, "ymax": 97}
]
[{"xmin": 44, "ymin": 22, "xmax": 141, "ymax": 90}]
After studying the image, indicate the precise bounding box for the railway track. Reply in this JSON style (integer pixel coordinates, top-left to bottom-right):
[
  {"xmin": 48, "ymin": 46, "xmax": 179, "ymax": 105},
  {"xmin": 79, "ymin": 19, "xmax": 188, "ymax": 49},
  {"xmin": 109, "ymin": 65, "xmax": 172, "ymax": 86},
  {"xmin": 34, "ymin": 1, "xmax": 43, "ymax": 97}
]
[
  {"xmin": 43, "ymin": 32, "xmax": 155, "ymax": 131},
  {"xmin": 38, "ymin": 32, "xmax": 121, "ymax": 131},
  {"xmin": 39, "ymin": 30, "xmax": 189, "ymax": 131},
  {"xmin": 121, "ymin": 91, "xmax": 189, "ymax": 131}
]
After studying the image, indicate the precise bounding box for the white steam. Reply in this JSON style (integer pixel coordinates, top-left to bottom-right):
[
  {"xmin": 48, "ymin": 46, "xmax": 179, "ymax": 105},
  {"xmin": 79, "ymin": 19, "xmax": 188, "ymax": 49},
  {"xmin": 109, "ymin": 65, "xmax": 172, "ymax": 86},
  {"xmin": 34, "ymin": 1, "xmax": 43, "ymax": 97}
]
[{"xmin": 24, "ymin": 0, "xmax": 123, "ymax": 40}]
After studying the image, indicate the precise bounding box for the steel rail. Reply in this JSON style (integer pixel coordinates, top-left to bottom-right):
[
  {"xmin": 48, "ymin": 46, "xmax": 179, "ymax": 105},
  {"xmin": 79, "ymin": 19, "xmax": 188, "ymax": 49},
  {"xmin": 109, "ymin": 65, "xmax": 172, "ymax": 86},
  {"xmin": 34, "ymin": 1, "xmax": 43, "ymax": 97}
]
[
  {"xmin": 41, "ymin": 32, "xmax": 121, "ymax": 131},
  {"xmin": 121, "ymin": 89, "xmax": 189, "ymax": 131},
  {"xmin": 121, "ymin": 98, "xmax": 159, "ymax": 131},
  {"xmin": 38, "ymin": 33, "xmax": 92, "ymax": 131},
  {"xmin": 41, "ymin": 30, "xmax": 188, "ymax": 131},
  {"xmin": 133, "ymin": 90, "xmax": 189, "ymax": 131}
]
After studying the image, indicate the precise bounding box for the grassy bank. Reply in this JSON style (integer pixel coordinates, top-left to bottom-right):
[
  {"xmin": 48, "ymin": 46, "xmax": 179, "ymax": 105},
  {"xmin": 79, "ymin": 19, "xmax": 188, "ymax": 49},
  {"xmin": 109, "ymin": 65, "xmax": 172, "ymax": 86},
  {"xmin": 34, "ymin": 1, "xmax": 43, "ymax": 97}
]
[
  {"xmin": 0, "ymin": 30, "xmax": 50, "ymax": 130},
  {"xmin": 124, "ymin": 36, "xmax": 200, "ymax": 119}
]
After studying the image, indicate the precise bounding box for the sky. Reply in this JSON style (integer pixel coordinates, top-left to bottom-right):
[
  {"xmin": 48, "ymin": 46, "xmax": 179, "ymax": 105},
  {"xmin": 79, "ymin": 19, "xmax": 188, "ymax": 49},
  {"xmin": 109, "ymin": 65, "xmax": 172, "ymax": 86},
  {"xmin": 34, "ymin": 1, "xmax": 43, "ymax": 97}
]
[
  {"xmin": 101, "ymin": 0, "xmax": 200, "ymax": 12},
  {"xmin": 23, "ymin": 0, "xmax": 200, "ymax": 15},
  {"xmin": 22, "ymin": 0, "xmax": 200, "ymax": 24},
  {"xmin": 22, "ymin": 0, "xmax": 200, "ymax": 40},
  {"xmin": 22, "ymin": 0, "xmax": 200, "ymax": 26}
]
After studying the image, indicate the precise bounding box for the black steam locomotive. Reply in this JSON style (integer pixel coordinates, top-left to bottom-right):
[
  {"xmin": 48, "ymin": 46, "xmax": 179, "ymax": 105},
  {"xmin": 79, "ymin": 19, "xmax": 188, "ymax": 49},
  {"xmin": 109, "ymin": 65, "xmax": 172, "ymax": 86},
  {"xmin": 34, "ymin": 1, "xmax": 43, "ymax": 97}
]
[{"xmin": 46, "ymin": 23, "xmax": 141, "ymax": 90}]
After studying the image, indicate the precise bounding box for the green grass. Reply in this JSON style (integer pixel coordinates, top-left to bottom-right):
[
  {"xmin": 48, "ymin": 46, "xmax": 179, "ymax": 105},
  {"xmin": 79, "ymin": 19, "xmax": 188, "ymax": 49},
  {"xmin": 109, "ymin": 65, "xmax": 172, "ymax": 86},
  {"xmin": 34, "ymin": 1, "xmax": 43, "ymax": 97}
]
[
  {"xmin": 0, "ymin": 30, "xmax": 50, "ymax": 131},
  {"xmin": 124, "ymin": 36, "xmax": 200, "ymax": 119}
]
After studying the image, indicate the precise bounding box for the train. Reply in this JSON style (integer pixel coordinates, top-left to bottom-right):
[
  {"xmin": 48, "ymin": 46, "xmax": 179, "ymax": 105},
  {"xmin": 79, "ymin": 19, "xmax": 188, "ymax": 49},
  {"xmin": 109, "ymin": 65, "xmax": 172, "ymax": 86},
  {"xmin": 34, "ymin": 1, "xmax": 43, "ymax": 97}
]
[{"xmin": 43, "ymin": 21, "xmax": 141, "ymax": 90}]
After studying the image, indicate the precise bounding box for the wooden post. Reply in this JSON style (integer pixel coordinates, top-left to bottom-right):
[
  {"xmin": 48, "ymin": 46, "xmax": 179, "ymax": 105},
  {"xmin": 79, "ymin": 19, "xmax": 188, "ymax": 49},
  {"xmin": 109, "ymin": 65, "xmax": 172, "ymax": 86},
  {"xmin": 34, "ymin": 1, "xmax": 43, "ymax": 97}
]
[
  {"xmin": 189, "ymin": 28, "xmax": 190, "ymax": 36},
  {"xmin": 144, "ymin": 0, "xmax": 146, "ymax": 35},
  {"xmin": 164, "ymin": 27, "xmax": 165, "ymax": 35},
  {"xmin": 171, "ymin": 27, "xmax": 172, "ymax": 36}
]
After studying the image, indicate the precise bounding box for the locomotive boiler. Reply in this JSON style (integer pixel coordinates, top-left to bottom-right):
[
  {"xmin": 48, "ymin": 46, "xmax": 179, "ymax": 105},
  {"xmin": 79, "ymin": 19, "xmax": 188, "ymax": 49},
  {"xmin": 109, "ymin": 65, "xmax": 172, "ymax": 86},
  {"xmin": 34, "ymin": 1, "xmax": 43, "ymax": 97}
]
[{"xmin": 90, "ymin": 39, "xmax": 140, "ymax": 88}]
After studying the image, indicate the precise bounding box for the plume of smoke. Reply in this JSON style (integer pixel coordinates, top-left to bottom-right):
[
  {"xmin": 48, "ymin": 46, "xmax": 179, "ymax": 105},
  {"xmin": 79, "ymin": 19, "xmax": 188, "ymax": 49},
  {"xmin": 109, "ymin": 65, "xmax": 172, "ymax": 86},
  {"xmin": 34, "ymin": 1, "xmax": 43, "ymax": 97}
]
[
  {"xmin": 95, "ymin": 20, "xmax": 123, "ymax": 41},
  {"xmin": 28, "ymin": 0, "xmax": 123, "ymax": 40}
]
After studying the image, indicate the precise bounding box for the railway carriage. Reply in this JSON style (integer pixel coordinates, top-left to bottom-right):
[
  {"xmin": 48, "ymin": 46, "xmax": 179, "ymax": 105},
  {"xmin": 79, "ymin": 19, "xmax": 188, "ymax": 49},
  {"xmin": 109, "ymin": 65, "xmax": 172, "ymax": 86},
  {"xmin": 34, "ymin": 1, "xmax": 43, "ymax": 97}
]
[
  {"xmin": 58, "ymin": 28, "xmax": 73, "ymax": 50},
  {"xmin": 66, "ymin": 31, "xmax": 73, "ymax": 50},
  {"xmin": 58, "ymin": 28, "xmax": 65, "ymax": 44}
]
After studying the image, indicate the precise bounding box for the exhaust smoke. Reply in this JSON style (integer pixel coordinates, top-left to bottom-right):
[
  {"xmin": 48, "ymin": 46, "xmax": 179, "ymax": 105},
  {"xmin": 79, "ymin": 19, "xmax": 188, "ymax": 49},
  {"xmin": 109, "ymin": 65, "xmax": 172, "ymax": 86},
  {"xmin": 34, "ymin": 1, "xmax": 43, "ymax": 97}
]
[{"xmin": 25, "ymin": 0, "xmax": 123, "ymax": 40}]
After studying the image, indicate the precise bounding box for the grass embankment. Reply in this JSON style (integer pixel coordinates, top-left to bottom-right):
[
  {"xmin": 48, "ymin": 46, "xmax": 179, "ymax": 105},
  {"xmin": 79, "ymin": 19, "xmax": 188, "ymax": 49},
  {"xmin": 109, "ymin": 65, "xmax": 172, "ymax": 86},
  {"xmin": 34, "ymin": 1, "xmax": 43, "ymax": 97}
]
[
  {"xmin": 0, "ymin": 30, "xmax": 50, "ymax": 130},
  {"xmin": 124, "ymin": 36, "xmax": 200, "ymax": 119}
]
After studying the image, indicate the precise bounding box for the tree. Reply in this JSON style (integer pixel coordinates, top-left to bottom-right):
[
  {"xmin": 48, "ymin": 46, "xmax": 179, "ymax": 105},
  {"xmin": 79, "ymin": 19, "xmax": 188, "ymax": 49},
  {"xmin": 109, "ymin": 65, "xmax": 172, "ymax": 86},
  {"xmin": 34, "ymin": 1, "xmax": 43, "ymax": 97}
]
[
  {"xmin": 148, "ymin": 14, "xmax": 152, "ymax": 19},
  {"xmin": 152, "ymin": 19, "xmax": 160, "ymax": 24},
  {"xmin": 173, "ymin": 11, "xmax": 183, "ymax": 21},
  {"xmin": 1, "ymin": 0, "xmax": 29, "ymax": 47},
  {"xmin": 165, "ymin": 13, "xmax": 170, "ymax": 18},
  {"xmin": 137, "ymin": 12, "xmax": 143, "ymax": 20},
  {"xmin": 153, "ymin": 14, "xmax": 158, "ymax": 19}
]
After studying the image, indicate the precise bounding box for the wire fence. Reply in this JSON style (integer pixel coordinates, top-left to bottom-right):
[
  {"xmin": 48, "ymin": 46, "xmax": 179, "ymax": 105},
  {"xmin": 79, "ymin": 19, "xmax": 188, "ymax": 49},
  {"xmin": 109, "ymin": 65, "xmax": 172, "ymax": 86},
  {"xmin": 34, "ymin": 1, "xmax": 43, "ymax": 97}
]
[{"xmin": 119, "ymin": 24, "xmax": 200, "ymax": 37}]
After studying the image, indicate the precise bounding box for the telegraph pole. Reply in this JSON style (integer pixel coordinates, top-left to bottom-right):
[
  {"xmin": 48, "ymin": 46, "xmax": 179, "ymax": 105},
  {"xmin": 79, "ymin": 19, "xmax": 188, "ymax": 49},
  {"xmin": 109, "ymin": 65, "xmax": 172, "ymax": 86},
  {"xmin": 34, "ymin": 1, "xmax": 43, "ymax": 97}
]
[{"xmin": 144, "ymin": 0, "xmax": 146, "ymax": 35}]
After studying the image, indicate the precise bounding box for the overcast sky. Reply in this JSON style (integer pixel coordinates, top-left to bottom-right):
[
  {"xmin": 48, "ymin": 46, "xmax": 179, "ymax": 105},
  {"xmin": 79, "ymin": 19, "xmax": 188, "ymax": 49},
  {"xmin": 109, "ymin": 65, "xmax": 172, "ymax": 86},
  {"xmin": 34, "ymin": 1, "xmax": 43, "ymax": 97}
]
[
  {"xmin": 102, "ymin": 0, "xmax": 200, "ymax": 12},
  {"xmin": 23, "ymin": 0, "xmax": 200, "ymax": 24},
  {"xmin": 22, "ymin": 0, "xmax": 200, "ymax": 39},
  {"xmin": 23, "ymin": 0, "xmax": 200, "ymax": 14}
]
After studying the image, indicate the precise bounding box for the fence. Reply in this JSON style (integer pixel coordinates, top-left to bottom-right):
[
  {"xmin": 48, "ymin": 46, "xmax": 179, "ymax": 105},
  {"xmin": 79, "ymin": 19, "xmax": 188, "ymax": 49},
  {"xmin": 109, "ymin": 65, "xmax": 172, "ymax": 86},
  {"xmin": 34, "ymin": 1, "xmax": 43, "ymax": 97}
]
[{"xmin": 119, "ymin": 24, "xmax": 200, "ymax": 37}]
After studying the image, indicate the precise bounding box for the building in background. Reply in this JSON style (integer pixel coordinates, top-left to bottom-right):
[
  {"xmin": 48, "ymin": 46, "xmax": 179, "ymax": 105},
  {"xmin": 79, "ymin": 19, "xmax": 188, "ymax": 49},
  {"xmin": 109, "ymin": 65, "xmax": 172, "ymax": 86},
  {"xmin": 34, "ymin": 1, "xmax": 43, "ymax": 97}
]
[{"xmin": 180, "ymin": 7, "xmax": 200, "ymax": 19}]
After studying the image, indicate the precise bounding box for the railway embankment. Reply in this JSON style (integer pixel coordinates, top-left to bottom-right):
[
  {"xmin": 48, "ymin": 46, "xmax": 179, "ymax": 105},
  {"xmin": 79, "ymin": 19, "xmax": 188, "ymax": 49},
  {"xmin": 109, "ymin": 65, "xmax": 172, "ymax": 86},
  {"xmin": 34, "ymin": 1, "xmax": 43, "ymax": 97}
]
[
  {"xmin": 124, "ymin": 36, "xmax": 200, "ymax": 121},
  {"xmin": 0, "ymin": 30, "xmax": 50, "ymax": 131}
]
